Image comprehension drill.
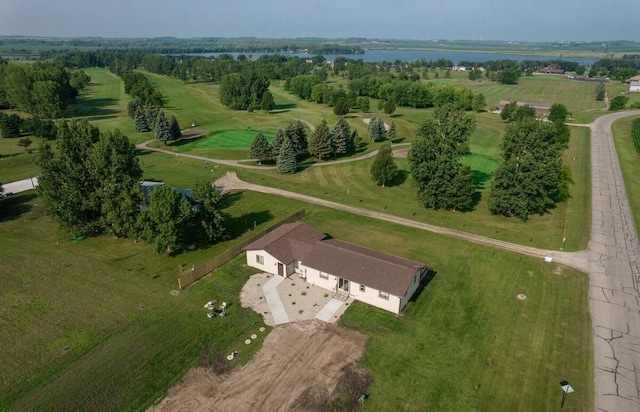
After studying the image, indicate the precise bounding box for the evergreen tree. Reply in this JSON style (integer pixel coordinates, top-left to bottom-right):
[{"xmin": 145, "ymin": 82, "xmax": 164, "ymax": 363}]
[
  {"xmin": 596, "ymin": 82, "xmax": 605, "ymax": 101},
  {"xmin": 276, "ymin": 137, "xmax": 297, "ymax": 174},
  {"xmin": 348, "ymin": 130, "xmax": 361, "ymax": 153},
  {"xmin": 261, "ymin": 91, "xmax": 275, "ymax": 112},
  {"xmin": 370, "ymin": 143, "xmax": 398, "ymax": 187},
  {"xmin": 333, "ymin": 97, "xmax": 350, "ymax": 115},
  {"xmin": 284, "ymin": 121, "xmax": 308, "ymax": 157},
  {"xmin": 134, "ymin": 107, "xmax": 149, "ymax": 132},
  {"xmin": 368, "ymin": 117, "xmax": 387, "ymax": 142},
  {"xmin": 249, "ymin": 132, "xmax": 272, "ymax": 164},
  {"xmin": 383, "ymin": 96, "xmax": 396, "ymax": 115},
  {"xmin": 1, "ymin": 113, "xmax": 21, "ymax": 138},
  {"xmin": 309, "ymin": 119, "xmax": 333, "ymax": 160},
  {"xmin": 387, "ymin": 121, "xmax": 397, "ymax": 142},
  {"xmin": 154, "ymin": 110, "xmax": 171, "ymax": 144},
  {"xmin": 331, "ymin": 117, "xmax": 350, "ymax": 156},
  {"xmin": 272, "ymin": 128, "xmax": 286, "ymax": 158},
  {"xmin": 408, "ymin": 104, "xmax": 476, "ymax": 211},
  {"xmin": 145, "ymin": 106, "xmax": 160, "ymax": 128},
  {"xmin": 169, "ymin": 115, "xmax": 181, "ymax": 141},
  {"xmin": 127, "ymin": 99, "xmax": 142, "ymax": 118}
]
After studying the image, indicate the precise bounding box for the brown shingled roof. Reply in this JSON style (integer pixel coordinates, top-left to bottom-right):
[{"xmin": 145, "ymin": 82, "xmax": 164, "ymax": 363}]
[
  {"xmin": 302, "ymin": 238, "xmax": 425, "ymax": 297},
  {"xmin": 243, "ymin": 222, "xmax": 326, "ymax": 264}
]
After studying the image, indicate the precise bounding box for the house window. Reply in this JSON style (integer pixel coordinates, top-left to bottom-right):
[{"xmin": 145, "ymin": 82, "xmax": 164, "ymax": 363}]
[
  {"xmin": 378, "ymin": 290, "xmax": 389, "ymax": 300},
  {"xmin": 256, "ymin": 255, "xmax": 264, "ymax": 265},
  {"xmin": 319, "ymin": 271, "xmax": 328, "ymax": 280},
  {"xmin": 359, "ymin": 284, "xmax": 366, "ymax": 292}
]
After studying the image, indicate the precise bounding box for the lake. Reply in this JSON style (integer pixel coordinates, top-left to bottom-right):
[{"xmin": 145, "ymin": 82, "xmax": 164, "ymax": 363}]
[{"xmin": 199, "ymin": 49, "xmax": 598, "ymax": 66}]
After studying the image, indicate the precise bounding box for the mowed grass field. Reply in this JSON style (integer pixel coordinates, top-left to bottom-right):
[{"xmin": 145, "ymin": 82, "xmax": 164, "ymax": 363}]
[
  {"xmin": 0, "ymin": 180, "xmax": 593, "ymax": 411},
  {"xmin": 612, "ymin": 115, "xmax": 640, "ymax": 238}
]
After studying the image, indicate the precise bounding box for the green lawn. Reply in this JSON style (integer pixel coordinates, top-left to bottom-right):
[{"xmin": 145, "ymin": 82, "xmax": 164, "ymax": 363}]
[
  {"xmin": 190, "ymin": 130, "xmax": 275, "ymax": 149},
  {"xmin": 612, "ymin": 115, "xmax": 640, "ymax": 238},
  {"xmin": 0, "ymin": 189, "xmax": 309, "ymax": 411},
  {"xmin": 309, "ymin": 208, "xmax": 593, "ymax": 411},
  {"xmin": 0, "ymin": 187, "xmax": 593, "ymax": 411}
]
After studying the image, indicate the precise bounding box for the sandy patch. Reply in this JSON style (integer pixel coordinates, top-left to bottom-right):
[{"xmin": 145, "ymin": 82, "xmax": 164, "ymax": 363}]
[
  {"xmin": 362, "ymin": 117, "xmax": 390, "ymax": 131},
  {"xmin": 240, "ymin": 272, "xmax": 352, "ymax": 326},
  {"xmin": 392, "ymin": 148, "xmax": 409, "ymax": 158},
  {"xmin": 148, "ymin": 320, "xmax": 367, "ymax": 412}
]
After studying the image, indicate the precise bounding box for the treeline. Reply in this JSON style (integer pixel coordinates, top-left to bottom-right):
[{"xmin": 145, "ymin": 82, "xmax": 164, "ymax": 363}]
[
  {"xmin": 0, "ymin": 60, "xmax": 90, "ymax": 118},
  {"xmin": 121, "ymin": 71, "xmax": 181, "ymax": 142},
  {"xmin": 633, "ymin": 118, "xmax": 640, "ymax": 153},
  {"xmin": 37, "ymin": 119, "xmax": 226, "ymax": 254},
  {"xmin": 0, "ymin": 112, "xmax": 57, "ymax": 139}
]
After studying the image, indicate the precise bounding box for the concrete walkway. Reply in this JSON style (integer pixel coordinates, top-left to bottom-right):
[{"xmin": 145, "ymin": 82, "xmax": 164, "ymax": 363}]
[
  {"xmin": 315, "ymin": 299, "xmax": 345, "ymax": 322},
  {"xmin": 261, "ymin": 276, "xmax": 289, "ymax": 325},
  {"xmin": 2, "ymin": 177, "xmax": 38, "ymax": 195}
]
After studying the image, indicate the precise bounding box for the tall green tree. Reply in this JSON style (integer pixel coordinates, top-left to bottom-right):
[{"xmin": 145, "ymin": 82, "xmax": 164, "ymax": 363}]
[
  {"xmin": 192, "ymin": 181, "xmax": 228, "ymax": 244},
  {"xmin": 488, "ymin": 118, "xmax": 571, "ymax": 220},
  {"xmin": 249, "ymin": 133, "xmax": 272, "ymax": 164},
  {"xmin": 331, "ymin": 117, "xmax": 351, "ymax": 155},
  {"xmin": 309, "ymin": 119, "xmax": 333, "ymax": 160},
  {"xmin": 169, "ymin": 115, "xmax": 181, "ymax": 141},
  {"xmin": 261, "ymin": 91, "xmax": 275, "ymax": 112},
  {"xmin": 284, "ymin": 121, "xmax": 308, "ymax": 157},
  {"xmin": 548, "ymin": 103, "xmax": 569, "ymax": 123},
  {"xmin": 408, "ymin": 104, "xmax": 476, "ymax": 211},
  {"xmin": 1, "ymin": 113, "xmax": 21, "ymax": 138},
  {"xmin": 387, "ymin": 121, "xmax": 397, "ymax": 142},
  {"xmin": 333, "ymin": 97, "xmax": 350, "ymax": 115},
  {"xmin": 609, "ymin": 95, "xmax": 629, "ymax": 111},
  {"xmin": 140, "ymin": 185, "xmax": 194, "ymax": 254},
  {"xmin": 472, "ymin": 93, "xmax": 486, "ymax": 112},
  {"xmin": 37, "ymin": 120, "xmax": 142, "ymax": 236},
  {"xmin": 271, "ymin": 128, "xmax": 286, "ymax": 158},
  {"xmin": 383, "ymin": 96, "xmax": 396, "ymax": 115},
  {"xmin": 18, "ymin": 137, "xmax": 32, "ymax": 152},
  {"xmin": 368, "ymin": 117, "xmax": 387, "ymax": 142},
  {"xmin": 370, "ymin": 143, "xmax": 398, "ymax": 187},
  {"xmin": 134, "ymin": 107, "xmax": 149, "ymax": 132},
  {"xmin": 154, "ymin": 110, "xmax": 171, "ymax": 144},
  {"xmin": 276, "ymin": 137, "xmax": 297, "ymax": 174}
]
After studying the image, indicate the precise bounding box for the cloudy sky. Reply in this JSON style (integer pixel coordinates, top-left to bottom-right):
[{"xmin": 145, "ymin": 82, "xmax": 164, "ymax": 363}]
[{"xmin": 1, "ymin": 0, "xmax": 638, "ymax": 42}]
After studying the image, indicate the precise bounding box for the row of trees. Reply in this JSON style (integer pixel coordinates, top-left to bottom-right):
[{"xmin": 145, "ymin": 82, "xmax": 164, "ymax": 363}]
[
  {"xmin": 219, "ymin": 69, "xmax": 271, "ymax": 111},
  {"xmin": 0, "ymin": 61, "xmax": 90, "ymax": 118},
  {"xmin": 37, "ymin": 120, "xmax": 226, "ymax": 253},
  {"xmin": 0, "ymin": 112, "xmax": 57, "ymax": 139}
]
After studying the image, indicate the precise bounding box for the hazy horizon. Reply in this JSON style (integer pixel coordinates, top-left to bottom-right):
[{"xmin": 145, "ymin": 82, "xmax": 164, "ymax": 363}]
[{"xmin": 1, "ymin": 0, "xmax": 638, "ymax": 42}]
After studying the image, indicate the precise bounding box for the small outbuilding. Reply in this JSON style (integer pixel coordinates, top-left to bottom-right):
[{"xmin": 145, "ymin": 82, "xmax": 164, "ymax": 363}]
[{"xmin": 243, "ymin": 222, "xmax": 428, "ymax": 314}]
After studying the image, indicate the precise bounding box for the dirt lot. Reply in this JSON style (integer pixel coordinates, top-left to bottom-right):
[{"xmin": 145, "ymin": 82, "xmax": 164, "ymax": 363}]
[{"xmin": 149, "ymin": 320, "xmax": 367, "ymax": 411}]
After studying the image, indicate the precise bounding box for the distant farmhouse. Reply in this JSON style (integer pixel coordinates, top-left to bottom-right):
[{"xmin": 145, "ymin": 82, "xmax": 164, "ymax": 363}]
[
  {"xmin": 498, "ymin": 100, "xmax": 550, "ymax": 117},
  {"xmin": 629, "ymin": 75, "xmax": 640, "ymax": 92},
  {"xmin": 537, "ymin": 67, "xmax": 566, "ymax": 75},
  {"xmin": 243, "ymin": 222, "xmax": 428, "ymax": 314}
]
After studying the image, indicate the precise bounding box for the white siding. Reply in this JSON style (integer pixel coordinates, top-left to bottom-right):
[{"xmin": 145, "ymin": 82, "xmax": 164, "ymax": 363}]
[
  {"xmin": 347, "ymin": 280, "xmax": 402, "ymax": 314},
  {"xmin": 300, "ymin": 264, "xmax": 337, "ymax": 291},
  {"xmin": 630, "ymin": 85, "xmax": 640, "ymax": 92},
  {"xmin": 246, "ymin": 250, "xmax": 288, "ymax": 277},
  {"xmin": 399, "ymin": 270, "xmax": 422, "ymax": 312}
]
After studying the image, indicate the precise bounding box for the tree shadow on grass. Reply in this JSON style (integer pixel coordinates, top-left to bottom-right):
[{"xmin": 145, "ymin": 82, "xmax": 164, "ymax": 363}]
[
  {"xmin": 220, "ymin": 191, "xmax": 243, "ymax": 209},
  {"xmin": 0, "ymin": 192, "xmax": 37, "ymax": 222},
  {"xmin": 472, "ymin": 170, "xmax": 492, "ymax": 189},
  {"xmin": 66, "ymin": 97, "xmax": 120, "ymax": 118},
  {"xmin": 274, "ymin": 103, "xmax": 297, "ymax": 110},
  {"xmin": 391, "ymin": 137, "xmax": 406, "ymax": 144},
  {"xmin": 388, "ymin": 170, "xmax": 409, "ymax": 187},
  {"xmin": 226, "ymin": 209, "xmax": 275, "ymax": 239}
]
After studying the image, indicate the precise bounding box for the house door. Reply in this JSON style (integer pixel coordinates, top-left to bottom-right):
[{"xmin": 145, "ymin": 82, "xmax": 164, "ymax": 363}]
[
  {"xmin": 277, "ymin": 263, "xmax": 284, "ymax": 276},
  {"xmin": 338, "ymin": 278, "xmax": 349, "ymax": 293}
]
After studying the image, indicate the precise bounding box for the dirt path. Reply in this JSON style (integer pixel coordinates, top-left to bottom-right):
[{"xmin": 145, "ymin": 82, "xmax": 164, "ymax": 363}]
[{"xmin": 149, "ymin": 321, "xmax": 367, "ymax": 412}]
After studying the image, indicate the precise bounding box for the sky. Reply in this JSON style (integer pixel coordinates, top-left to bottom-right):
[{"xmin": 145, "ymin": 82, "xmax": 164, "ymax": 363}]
[{"xmin": 1, "ymin": 0, "xmax": 638, "ymax": 42}]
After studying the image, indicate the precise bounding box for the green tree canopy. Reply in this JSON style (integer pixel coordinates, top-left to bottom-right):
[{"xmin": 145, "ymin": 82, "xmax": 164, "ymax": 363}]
[
  {"xmin": 154, "ymin": 110, "xmax": 171, "ymax": 144},
  {"xmin": 276, "ymin": 137, "xmax": 297, "ymax": 174},
  {"xmin": 309, "ymin": 119, "xmax": 333, "ymax": 160},
  {"xmin": 333, "ymin": 97, "xmax": 350, "ymax": 116},
  {"xmin": 249, "ymin": 133, "xmax": 272, "ymax": 164},
  {"xmin": 368, "ymin": 117, "xmax": 387, "ymax": 142},
  {"xmin": 370, "ymin": 143, "xmax": 398, "ymax": 187},
  {"xmin": 408, "ymin": 104, "xmax": 476, "ymax": 211},
  {"xmin": 261, "ymin": 91, "xmax": 275, "ymax": 112}
]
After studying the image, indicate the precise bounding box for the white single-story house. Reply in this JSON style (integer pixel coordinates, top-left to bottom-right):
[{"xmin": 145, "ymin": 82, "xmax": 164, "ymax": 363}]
[
  {"xmin": 243, "ymin": 222, "xmax": 428, "ymax": 314},
  {"xmin": 629, "ymin": 81, "xmax": 640, "ymax": 92}
]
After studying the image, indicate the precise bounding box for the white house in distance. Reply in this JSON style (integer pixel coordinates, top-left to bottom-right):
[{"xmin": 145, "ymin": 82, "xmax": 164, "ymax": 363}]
[
  {"xmin": 243, "ymin": 222, "xmax": 428, "ymax": 314},
  {"xmin": 629, "ymin": 75, "xmax": 640, "ymax": 92}
]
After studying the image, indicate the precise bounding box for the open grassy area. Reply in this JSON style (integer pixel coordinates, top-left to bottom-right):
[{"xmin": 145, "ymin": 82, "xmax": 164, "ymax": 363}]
[
  {"xmin": 307, "ymin": 207, "xmax": 592, "ymax": 411},
  {"xmin": 193, "ymin": 130, "xmax": 275, "ymax": 149},
  {"xmin": 0, "ymin": 184, "xmax": 593, "ymax": 411},
  {"xmin": 612, "ymin": 115, "xmax": 640, "ymax": 238}
]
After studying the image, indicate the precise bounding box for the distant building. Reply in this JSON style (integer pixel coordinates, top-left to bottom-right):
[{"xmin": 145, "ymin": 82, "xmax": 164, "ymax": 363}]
[
  {"xmin": 498, "ymin": 100, "xmax": 550, "ymax": 117},
  {"xmin": 628, "ymin": 76, "xmax": 640, "ymax": 92},
  {"xmin": 537, "ymin": 67, "xmax": 566, "ymax": 75}
]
